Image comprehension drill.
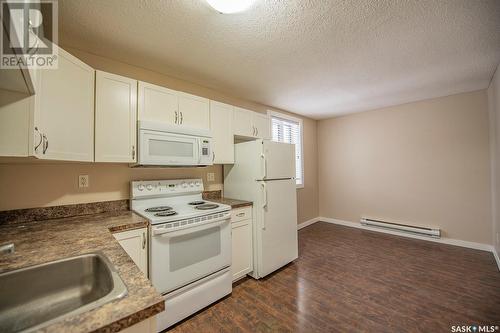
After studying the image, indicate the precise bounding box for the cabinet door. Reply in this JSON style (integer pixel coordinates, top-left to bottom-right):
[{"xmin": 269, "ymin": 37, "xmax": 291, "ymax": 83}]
[
  {"xmin": 231, "ymin": 219, "xmax": 253, "ymax": 281},
  {"xmin": 113, "ymin": 228, "xmax": 148, "ymax": 276},
  {"xmin": 95, "ymin": 71, "xmax": 137, "ymax": 162},
  {"xmin": 178, "ymin": 92, "xmax": 210, "ymax": 129},
  {"xmin": 253, "ymin": 113, "xmax": 271, "ymax": 139},
  {"xmin": 233, "ymin": 107, "xmax": 254, "ymax": 137},
  {"xmin": 36, "ymin": 47, "xmax": 95, "ymax": 161},
  {"xmin": 138, "ymin": 81, "xmax": 178, "ymax": 124},
  {"xmin": 210, "ymin": 101, "xmax": 234, "ymax": 164}
]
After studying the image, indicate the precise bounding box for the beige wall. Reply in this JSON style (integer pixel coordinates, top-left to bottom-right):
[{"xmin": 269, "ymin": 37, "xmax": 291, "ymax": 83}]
[
  {"xmin": 318, "ymin": 90, "xmax": 492, "ymax": 244},
  {"xmin": 0, "ymin": 47, "xmax": 319, "ymax": 223},
  {"xmin": 488, "ymin": 64, "xmax": 500, "ymax": 255},
  {"xmin": 0, "ymin": 163, "xmax": 222, "ymax": 211}
]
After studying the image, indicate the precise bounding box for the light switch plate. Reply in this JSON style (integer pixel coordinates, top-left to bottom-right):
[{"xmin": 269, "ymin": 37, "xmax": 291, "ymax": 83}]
[
  {"xmin": 79, "ymin": 175, "xmax": 89, "ymax": 188},
  {"xmin": 207, "ymin": 172, "xmax": 215, "ymax": 182}
]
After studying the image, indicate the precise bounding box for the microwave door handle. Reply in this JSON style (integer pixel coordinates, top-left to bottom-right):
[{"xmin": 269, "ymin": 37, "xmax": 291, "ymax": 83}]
[
  {"xmin": 197, "ymin": 139, "xmax": 202, "ymax": 163},
  {"xmin": 153, "ymin": 214, "xmax": 231, "ymax": 237}
]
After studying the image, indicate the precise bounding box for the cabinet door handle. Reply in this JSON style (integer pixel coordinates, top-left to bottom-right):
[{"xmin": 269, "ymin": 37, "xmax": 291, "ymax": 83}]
[
  {"xmin": 256, "ymin": 127, "xmax": 259, "ymax": 136},
  {"xmin": 34, "ymin": 127, "xmax": 43, "ymax": 153},
  {"xmin": 212, "ymin": 151, "xmax": 215, "ymax": 162},
  {"xmin": 132, "ymin": 145, "xmax": 135, "ymax": 159},
  {"xmin": 236, "ymin": 212, "xmax": 245, "ymax": 217},
  {"xmin": 180, "ymin": 111, "xmax": 183, "ymax": 124},
  {"xmin": 142, "ymin": 232, "xmax": 146, "ymax": 249},
  {"xmin": 175, "ymin": 111, "xmax": 178, "ymax": 124},
  {"xmin": 42, "ymin": 134, "xmax": 48, "ymax": 154}
]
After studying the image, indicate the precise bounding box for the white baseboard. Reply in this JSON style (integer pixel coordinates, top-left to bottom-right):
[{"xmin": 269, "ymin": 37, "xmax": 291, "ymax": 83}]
[
  {"xmin": 297, "ymin": 217, "xmax": 320, "ymax": 230},
  {"xmin": 297, "ymin": 216, "xmax": 500, "ymax": 269},
  {"xmin": 493, "ymin": 247, "xmax": 500, "ymax": 271},
  {"xmin": 319, "ymin": 217, "xmax": 493, "ymax": 252}
]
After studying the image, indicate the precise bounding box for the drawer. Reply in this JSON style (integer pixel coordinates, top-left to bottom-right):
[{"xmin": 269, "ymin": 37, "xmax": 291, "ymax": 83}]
[{"xmin": 231, "ymin": 207, "xmax": 252, "ymax": 223}]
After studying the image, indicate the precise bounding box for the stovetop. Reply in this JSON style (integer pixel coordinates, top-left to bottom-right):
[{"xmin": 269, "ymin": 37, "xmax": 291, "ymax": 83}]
[
  {"xmin": 132, "ymin": 198, "xmax": 231, "ymax": 225},
  {"xmin": 130, "ymin": 179, "xmax": 231, "ymax": 225}
]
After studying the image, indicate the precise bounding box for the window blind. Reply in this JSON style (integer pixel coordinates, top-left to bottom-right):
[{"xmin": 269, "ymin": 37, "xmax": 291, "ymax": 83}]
[{"xmin": 271, "ymin": 115, "xmax": 303, "ymax": 186}]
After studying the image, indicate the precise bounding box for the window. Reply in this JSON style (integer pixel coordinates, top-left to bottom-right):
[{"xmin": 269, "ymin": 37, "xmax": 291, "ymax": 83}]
[{"xmin": 269, "ymin": 111, "xmax": 304, "ymax": 187}]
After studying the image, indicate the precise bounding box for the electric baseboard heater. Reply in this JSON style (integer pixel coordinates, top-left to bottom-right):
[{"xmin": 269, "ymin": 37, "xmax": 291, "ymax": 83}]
[{"xmin": 360, "ymin": 217, "xmax": 441, "ymax": 238}]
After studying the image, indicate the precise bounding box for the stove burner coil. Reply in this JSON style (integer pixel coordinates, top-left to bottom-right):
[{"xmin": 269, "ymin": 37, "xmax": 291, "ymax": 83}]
[
  {"xmin": 195, "ymin": 204, "xmax": 220, "ymax": 210},
  {"xmin": 154, "ymin": 211, "xmax": 178, "ymax": 217},
  {"xmin": 145, "ymin": 206, "xmax": 173, "ymax": 212}
]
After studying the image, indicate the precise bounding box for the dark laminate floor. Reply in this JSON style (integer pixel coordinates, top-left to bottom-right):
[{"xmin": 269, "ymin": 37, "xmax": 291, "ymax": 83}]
[{"xmin": 168, "ymin": 222, "xmax": 500, "ymax": 333}]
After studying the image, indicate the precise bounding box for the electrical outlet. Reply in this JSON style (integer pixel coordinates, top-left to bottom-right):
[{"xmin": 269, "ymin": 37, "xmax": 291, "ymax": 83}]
[
  {"xmin": 207, "ymin": 172, "xmax": 215, "ymax": 182},
  {"xmin": 79, "ymin": 175, "xmax": 89, "ymax": 188}
]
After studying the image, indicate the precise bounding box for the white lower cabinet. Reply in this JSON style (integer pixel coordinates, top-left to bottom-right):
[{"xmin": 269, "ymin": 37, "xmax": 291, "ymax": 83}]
[
  {"xmin": 113, "ymin": 228, "xmax": 148, "ymax": 276},
  {"xmin": 231, "ymin": 207, "xmax": 253, "ymax": 281}
]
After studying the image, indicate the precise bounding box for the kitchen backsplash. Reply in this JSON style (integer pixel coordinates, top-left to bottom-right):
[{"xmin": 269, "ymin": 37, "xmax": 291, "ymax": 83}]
[{"xmin": 0, "ymin": 162, "xmax": 223, "ymax": 211}]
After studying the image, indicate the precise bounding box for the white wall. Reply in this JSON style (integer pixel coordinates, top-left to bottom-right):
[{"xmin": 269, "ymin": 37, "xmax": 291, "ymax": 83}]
[{"xmin": 488, "ymin": 64, "xmax": 500, "ymax": 259}]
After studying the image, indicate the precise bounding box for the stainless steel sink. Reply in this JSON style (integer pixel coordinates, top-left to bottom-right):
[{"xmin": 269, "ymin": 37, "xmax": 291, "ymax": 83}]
[{"xmin": 0, "ymin": 252, "xmax": 128, "ymax": 332}]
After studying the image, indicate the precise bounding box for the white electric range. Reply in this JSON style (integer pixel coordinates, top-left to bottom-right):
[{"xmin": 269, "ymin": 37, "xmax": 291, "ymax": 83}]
[{"xmin": 131, "ymin": 179, "xmax": 232, "ymax": 331}]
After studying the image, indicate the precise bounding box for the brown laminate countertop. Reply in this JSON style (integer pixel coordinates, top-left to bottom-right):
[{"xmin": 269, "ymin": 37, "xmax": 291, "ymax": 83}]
[
  {"xmin": 0, "ymin": 211, "xmax": 165, "ymax": 333},
  {"xmin": 209, "ymin": 197, "xmax": 253, "ymax": 209}
]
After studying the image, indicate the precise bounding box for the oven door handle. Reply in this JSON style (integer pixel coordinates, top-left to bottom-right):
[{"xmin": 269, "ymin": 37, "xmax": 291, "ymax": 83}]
[{"xmin": 152, "ymin": 214, "xmax": 231, "ymax": 237}]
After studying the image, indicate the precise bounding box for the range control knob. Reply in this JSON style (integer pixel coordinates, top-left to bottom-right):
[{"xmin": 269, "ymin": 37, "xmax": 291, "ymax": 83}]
[
  {"xmin": 195, "ymin": 181, "xmax": 201, "ymax": 187},
  {"xmin": 189, "ymin": 182, "xmax": 194, "ymax": 187},
  {"xmin": 181, "ymin": 182, "xmax": 188, "ymax": 188},
  {"xmin": 146, "ymin": 184, "xmax": 153, "ymax": 191},
  {"xmin": 137, "ymin": 184, "xmax": 145, "ymax": 191}
]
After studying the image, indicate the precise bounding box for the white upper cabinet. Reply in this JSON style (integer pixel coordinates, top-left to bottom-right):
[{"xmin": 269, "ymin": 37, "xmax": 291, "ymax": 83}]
[
  {"xmin": 138, "ymin": 81, "xmax": 209, "ymax": 129},
  {"xmin": 233, "ymin": 107, "xmax": 271, "ymax": 139},
  {"xmin": 210, "ymin": 101, "xmax": 234, "ymax": 164},
  {"xmin": 233, "ymin": 107, "xmax": 254, "ymax": 137},
  {"xmin": 253, "ymin": 113, "xmax": 271, "ymax": 139},
  {"xmin": 95, "ymin": 71, "xmax": 138, "ymax": 163},
  {"xmin": 177, "ymin": 92, "xmax": 210, "ymax": 129},
  {"xmin": 35, "ymin": 47, "xmax": 95, "ymax": 161},
  {"xmin": 138, "ymin": 81, "xmax": 178, "ymax": 125}
]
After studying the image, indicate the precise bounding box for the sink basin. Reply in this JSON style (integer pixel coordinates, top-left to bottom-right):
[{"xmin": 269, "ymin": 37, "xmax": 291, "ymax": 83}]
[{"xmin": 0, "ymin": 252, "xmax": 128, "ymax": 332}]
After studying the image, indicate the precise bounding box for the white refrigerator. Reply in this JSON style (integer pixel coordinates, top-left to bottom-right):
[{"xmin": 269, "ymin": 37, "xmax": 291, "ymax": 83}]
[{"xmin": 224, "ymin": 139, "xmax": 298, "ymax": 279}]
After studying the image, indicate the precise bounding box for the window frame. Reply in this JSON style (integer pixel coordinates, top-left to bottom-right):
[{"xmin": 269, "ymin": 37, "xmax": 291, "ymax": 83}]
[{"xmin": 267, "ymin": 110, "xmax": 305, "ymax": 189}]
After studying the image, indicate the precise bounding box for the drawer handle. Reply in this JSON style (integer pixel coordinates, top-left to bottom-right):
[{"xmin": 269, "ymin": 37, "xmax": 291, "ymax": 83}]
[{"xmin": 236, "ymin": 212, "xmax": 245, "ymax": 217}]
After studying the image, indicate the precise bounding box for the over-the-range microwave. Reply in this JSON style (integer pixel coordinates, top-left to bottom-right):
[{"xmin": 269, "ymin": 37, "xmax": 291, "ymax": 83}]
[{"xmin": 135, "ymin": 120, "xmax": 213, "ymax": 167}]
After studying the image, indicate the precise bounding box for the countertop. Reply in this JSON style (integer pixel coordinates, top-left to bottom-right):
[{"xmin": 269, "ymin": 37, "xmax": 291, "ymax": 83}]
[
  {"xmin": 209, "ymin": 197, "xmax": 253, "ymax": 209},
  {"xmin": 0, "ymin": 211, "xmax": 165, "ymax": 333}
]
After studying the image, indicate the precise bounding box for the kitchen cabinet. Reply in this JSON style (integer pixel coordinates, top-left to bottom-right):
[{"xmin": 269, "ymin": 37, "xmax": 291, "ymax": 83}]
[
  {"xmin": 0, "ymin": 47, "xmax": 94, "ymax": 161},
  {"xmin": 138, "ymin": 81, "xmax": 178, "ymax": 125},
  {"xmin": 0, "ymin": 2, "xmax": 37, "ymax": 95},
  {"xmin": 138, "ymin": 81, "xmax": 209, "ymax": 129},
  {"xmin": 252, "ymin": 113, "xmax": 271, "ymax": 139},
  {"xmin": 177, "ymin": 92, "xmax": 210, "ymax": 129},
  {"xmin": 35, "ymin": 47, "xmax": 95, "ymax": 161},
  {"xmin": 95, "ymin": 71, "xmax": 137, "ymax": 162},
  {"xmin": 231, "ymin": 206, "xmax": 253, "ymax": 281},
  {"xmin": 233, "ymin": 107, "xmax": 271, "ymax": 139},
  {"xmin": 233, "ymin": 107, "xmax": 254, "ymax": 137},
  {"xmin": 210, "ymin": 101, "xmax": 234, "ymax": 164},
  {"xmin": 113, "ymin": 228, "xmax": 148, "ymax": 276}
]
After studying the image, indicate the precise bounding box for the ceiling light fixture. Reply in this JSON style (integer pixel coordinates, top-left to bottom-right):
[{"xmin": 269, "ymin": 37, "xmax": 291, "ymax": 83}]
[{"xmin": 205, "ymin": 0, "xmax": 255, "ymax": 14}]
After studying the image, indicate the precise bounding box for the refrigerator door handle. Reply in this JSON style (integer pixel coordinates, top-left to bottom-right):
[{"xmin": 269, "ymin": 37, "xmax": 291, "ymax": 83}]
[
  {"xmin": 260, "ymin": 153, "xmax": 267, "ymax": 179},
  {"xmin": 261, "ymin": 182, "xmax": 268, "ymax": 229}
]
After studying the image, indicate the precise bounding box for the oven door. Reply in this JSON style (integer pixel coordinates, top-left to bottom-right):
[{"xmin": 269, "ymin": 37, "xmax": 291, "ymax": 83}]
[
  {"xmin": 150, "ymin": 216, "xmax": 231, "ymax": 294},
  {"xmin": 139, "ymin": 129, "xmax": 200, "ymax": 166}
]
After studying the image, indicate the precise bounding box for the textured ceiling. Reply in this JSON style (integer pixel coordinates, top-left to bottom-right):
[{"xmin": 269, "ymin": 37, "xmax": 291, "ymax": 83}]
[{"xmin": 59, "ymin": 0, "xmax": 500, "ymax": 119}]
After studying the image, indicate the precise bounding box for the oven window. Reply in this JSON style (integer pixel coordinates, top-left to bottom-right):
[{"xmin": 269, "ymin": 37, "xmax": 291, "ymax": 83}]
[
  {"xmin": 150, "ymin": 139, "xmax": 194, "ymax": 157},
  {"xmin": 169, "ymin": 226, "xmax": 221, "ymax": 271}
]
